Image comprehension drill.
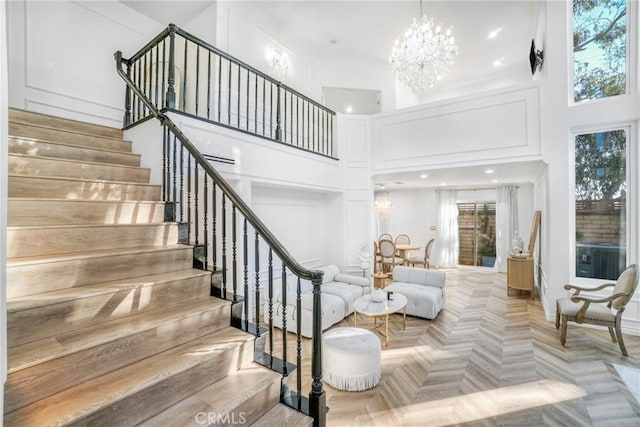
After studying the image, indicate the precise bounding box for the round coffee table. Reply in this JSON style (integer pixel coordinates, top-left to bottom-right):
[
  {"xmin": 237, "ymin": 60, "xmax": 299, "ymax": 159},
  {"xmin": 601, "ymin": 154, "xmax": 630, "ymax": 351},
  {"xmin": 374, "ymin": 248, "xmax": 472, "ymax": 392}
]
[{"xmin": 353, "ymin": 293, "xmax": 407, "ymax": 346}]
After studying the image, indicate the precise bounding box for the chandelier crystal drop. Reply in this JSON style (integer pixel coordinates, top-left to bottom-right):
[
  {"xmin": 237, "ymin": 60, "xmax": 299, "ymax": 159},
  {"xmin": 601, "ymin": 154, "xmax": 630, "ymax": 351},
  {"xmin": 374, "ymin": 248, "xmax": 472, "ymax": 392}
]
[{"xmin": 389, "ymin": 2, "xmax": 458, "ymax": 93}]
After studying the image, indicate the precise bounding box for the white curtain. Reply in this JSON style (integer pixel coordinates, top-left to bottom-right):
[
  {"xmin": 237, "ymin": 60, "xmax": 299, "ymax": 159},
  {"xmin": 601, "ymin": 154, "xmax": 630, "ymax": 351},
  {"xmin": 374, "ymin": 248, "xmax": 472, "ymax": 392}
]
[
  {"xmin": 433, "ymin": 189, "xmax": 459, "ymax": 268},
  {"xmin": 495, "ymin": 185, "xmax": 519, "ymax": 272}
]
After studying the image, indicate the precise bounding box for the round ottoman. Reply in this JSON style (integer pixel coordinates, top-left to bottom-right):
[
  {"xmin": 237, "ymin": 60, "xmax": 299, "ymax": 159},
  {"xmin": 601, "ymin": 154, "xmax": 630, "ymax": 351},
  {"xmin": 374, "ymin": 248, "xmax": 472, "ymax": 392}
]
[{"xmin": 323, "ymin": 327, "xmax": 381, "ymax": 391}]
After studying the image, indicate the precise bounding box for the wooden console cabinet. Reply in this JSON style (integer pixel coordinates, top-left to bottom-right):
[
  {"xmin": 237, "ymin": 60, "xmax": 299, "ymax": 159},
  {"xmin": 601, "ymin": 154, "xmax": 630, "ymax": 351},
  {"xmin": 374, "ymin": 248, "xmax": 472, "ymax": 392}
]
[{"xmin": 507, "ymin": 256, "xmax": 534, "ymax": 296}]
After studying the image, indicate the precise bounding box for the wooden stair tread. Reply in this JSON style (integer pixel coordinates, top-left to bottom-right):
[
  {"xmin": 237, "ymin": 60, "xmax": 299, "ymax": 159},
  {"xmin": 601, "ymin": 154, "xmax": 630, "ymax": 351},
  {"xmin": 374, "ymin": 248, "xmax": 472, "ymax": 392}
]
[
  {"xmin": 4, "ymin": 327, "xmax": 254, "ymax": 426},
  {"xmin": 9, "ymin": 173, "xmax": 160, "ymax": 187},
  {"xmin": 252, "ymin": 403, "xmax": 314, "ymax": 427},
  {"xmin": 8, "ymin": 268, "xmax": 211, "ymax": 310},
  {"xmin": 8, "ymin": 135, "xmax": 138, "ymax": 157},
  {"xmin": 140, "ymin": 364, "xmax": 281, "ymax": 426},
  {"xmin": 9, "ymin": 120, "xmax": 129, "ymax": 144},
  {"xmin": 8, "ymin": 198, "xmax": 166, "ymax": 226},
  {"xmin": 8, "ymin": 297, "xmax": 228, "ymax": 372},
  {"xmin": 7, "ymin": 244, "xmax": 191, "ymax": 267},
  {"xmin": 9, "ymin": 108, "xmax": 124, "ymax": 139},
  {"xmin": 8, "ymin": 197, "xmax": 162, "ymax": 204},
  {"xmin": 9, "ymin": 152, "xmax": 146, "ymax": 171},
  {"xmin": 8, "ymin": 222, "xmax": 177, "ymax": 231},
  {"xmin": 9, "ymin": 153, "xmax": 151, "ymax": 183}
]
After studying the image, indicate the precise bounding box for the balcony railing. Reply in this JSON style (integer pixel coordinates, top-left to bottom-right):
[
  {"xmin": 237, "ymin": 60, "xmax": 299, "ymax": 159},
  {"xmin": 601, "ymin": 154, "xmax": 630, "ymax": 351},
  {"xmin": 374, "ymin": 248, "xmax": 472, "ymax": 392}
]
[{"xmin": 122, "ymin": 24, "xmax": 336, "ymax": 159}]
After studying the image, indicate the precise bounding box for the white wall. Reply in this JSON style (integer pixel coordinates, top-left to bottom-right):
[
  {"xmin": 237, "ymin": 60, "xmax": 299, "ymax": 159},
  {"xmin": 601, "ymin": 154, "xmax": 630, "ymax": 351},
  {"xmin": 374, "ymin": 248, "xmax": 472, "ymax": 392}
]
[
  {"xmin": 372, "ymin": 85, "xmax": 542, "ymax": 174},
  {"xmin": 1, "ymin": 0, "xmax": 8, "ymax": 421},
  {"xmin": 7, "ymin": 0, "xmax": 166, "ymax": 127},
  {"xmin": 333, "ymin": 115, "xmax": 374, "ymax": 274},
  {"xmin": 215, "ymin": 1, "xmax": 320, "ymax": 101},
  {"xmin": 251, "ymin": 185, "xmax": 329, "ymax": 268},
  {"xmin": 315, "ymin": 60, "xmax": 396, "ymax": 113}
]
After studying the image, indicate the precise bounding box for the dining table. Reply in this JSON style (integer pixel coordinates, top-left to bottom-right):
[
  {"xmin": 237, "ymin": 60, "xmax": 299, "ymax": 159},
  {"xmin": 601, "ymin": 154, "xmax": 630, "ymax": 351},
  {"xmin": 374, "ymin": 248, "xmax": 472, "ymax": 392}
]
[{"xmin": 394, "ymin": 244, "xmax": 421, "ymax": 265}]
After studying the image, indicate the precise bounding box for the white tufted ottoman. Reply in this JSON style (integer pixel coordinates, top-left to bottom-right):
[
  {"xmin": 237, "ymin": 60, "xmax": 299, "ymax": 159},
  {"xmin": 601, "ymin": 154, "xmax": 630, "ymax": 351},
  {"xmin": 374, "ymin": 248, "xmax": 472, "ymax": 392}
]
[{"xmin": 323, "ymin": 327, "xmax": 381, "ymax": 391}]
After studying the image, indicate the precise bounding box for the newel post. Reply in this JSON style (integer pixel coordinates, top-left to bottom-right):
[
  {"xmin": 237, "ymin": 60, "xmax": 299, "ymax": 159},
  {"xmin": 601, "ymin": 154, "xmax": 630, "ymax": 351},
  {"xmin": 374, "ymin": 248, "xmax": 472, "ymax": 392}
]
[
  {"xmin": 166, "ymin": 24, "xmax": 177, "ymax": 109},
  {"xmin": 309, "ymin": 270, "xmax": 326, "ymax": 427},
  {"xmin": 123, "ymin": 60, "xmax": 132, "ymax": 127}
]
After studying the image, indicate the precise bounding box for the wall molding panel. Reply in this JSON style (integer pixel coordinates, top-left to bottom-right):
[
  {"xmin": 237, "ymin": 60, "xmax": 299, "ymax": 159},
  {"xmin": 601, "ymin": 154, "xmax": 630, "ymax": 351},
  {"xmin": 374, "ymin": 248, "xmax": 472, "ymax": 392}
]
[{"xmin": 373, "ymin": 85, "xmax": 541, "ymax": 171}]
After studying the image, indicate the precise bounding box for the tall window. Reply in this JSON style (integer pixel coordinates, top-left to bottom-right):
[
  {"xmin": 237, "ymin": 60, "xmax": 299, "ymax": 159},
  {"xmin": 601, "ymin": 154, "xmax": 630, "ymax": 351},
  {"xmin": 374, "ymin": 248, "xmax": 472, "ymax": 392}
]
[
  {"xmin": 573, "ymin": 0, "xmax": 627, "ymax": 103},
  {"xmin": 458, "ymin": 202, "xmax": 496, "ymax": 267},
  {"xmin": 575, "ymin": 129, "xmax": 627, "ymax": 280}
]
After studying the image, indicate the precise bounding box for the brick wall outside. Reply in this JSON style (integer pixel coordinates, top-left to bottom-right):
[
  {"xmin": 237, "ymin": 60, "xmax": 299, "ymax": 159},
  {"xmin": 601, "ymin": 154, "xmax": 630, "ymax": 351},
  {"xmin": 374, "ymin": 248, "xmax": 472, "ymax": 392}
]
[{"xmin": 576, "ymin": 199, "xmax": 625, "ymax": 244}]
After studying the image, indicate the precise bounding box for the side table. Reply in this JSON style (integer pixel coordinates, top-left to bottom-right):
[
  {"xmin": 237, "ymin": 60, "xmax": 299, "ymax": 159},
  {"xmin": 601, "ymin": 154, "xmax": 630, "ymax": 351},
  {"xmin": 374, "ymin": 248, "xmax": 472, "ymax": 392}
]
[{"xmin": 371, "ymin": 272, "xmax": 388, "ymax": 289}]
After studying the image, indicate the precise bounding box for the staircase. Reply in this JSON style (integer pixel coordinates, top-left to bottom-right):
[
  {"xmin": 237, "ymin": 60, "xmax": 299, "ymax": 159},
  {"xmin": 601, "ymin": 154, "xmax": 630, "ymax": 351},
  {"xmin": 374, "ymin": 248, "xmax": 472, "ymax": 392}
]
[{"xmin": 4, "ymin": 109, "xmax": 312, "ymax": 426}]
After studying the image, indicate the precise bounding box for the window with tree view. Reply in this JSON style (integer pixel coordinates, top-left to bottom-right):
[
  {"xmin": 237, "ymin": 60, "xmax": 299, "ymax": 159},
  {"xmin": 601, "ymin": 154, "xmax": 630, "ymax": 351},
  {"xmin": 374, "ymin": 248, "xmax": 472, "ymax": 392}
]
[
  {"xmin": 575, "ymin": 129, "xmax": 627, "ymax": 280},
  {"xmin": 573, "ymin": 0, "xmax": 627, "ymax": 103}
]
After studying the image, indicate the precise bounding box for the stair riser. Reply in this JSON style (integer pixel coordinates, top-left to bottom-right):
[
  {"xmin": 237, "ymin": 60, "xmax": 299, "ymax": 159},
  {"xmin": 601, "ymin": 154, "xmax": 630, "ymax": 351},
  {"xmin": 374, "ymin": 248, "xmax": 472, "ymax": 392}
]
[
  {"xmin": 8, "ymin": 199, "xmax": 166, "ymax": 226},
  {"xmin": 8, "ymin": 274, "xmax": 211, "ymax": 347},
  {"xmin": 9, "ymin": 137, "xmax": 140, "ymax": 166},
  {"xmin": 9, "ymin": 155, "xmax": 150, "ymax": 183},
  {"xmin": 8, "ymin": 224, "xmax": 179, "ymax": 258},
  {"xmin": 9, "ymin": 175, "xmax": 161, "ymax": 201},
  {"xmin": 78, "ymin": 343, "xmax": 255, "ymax": 427},
  {"xmin": 8, "ymin": 247, "xmax": 194, "ymax": 298},
  {"xmin": 9, "ymin": 122, "xmax": 130, "ymax": 152},
  {"xmin": 5, "ymin": 303, "xmax": 232, "ymax": 413},
  {"xmin": 9, "ymin": 109, "xmax": 124, "ymax": 139}
]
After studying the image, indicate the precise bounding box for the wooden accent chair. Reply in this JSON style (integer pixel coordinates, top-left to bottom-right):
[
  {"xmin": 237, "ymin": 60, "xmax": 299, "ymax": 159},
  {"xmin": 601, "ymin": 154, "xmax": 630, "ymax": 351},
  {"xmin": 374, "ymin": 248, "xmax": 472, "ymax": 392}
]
[
  {"xmin": 408, "ymin": 238, "xmax": 435, "ymax": 269},
  {"xmin": 555, "ymin": 264, "xmax": 638, "ymax": 356},
  {"xmin": 378, "ymin": 233, "xmax": 393, "ymax": 241}
]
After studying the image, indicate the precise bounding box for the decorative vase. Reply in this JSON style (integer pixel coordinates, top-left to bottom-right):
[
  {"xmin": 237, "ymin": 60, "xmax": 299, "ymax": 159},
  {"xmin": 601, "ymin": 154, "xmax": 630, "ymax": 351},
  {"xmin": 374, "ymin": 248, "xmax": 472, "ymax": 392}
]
[
  {"xmin": 512, "ymin": 231, "xmax": 524, "ymax": 253},
  {"xmin": 372, "ymin": 288, "xmax": 386, "ymax": 302}
]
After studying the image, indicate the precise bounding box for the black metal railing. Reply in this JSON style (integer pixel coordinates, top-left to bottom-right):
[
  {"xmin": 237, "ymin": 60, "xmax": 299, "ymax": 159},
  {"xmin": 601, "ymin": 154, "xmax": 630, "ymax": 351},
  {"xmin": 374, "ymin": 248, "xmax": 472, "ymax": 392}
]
[
  {"xmin": 116, "ymin": 50, "xmax": 327, "ymax": 426},
  {"xmin": 122, "ymin": 24, "xmax": 336, "ymax": 159}
]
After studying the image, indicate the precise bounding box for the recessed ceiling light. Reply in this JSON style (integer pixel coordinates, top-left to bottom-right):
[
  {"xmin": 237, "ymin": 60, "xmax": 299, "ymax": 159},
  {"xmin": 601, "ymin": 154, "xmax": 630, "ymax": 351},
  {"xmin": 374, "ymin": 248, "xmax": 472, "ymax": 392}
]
[
  {"xmin": 493, "ymin": 58, "xmax": 504, "ymax": 67},
  {"xmin": 345, "ymin": 105, "xmax": 353, "ymax": 113},
  {"xmin": 491, "ymin": 179, "xmax": 499, "ymax": 183},
  {"xmin": 485, "ymin": 169, "xmax": 495, "ymax": 174},
  {"xmin": 420, "ymin": 174, "xmax": 428, "ymax": 179},
  {"xmin": 487, "ymin": 27, "xmax": 502, "ymax": 39},
  {"xmin": 440, "ymin": 182, "xmax": 446, "ymax": 186}
]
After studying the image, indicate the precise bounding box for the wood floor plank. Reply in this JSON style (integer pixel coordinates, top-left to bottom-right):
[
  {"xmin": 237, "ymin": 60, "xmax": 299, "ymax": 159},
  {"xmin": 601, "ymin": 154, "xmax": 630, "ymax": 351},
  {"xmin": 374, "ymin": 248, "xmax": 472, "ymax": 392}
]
[{"xmin": 264, "ymin": 269, "xmax": 640, "ymax": 426}]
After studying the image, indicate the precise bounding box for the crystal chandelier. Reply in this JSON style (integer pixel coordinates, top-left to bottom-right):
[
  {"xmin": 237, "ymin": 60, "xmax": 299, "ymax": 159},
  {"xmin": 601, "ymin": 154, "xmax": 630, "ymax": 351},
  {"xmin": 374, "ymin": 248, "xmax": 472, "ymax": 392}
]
[
  {"xmin": 389, "ymin": 0, "xmax": 458, "ymax": 93},
  {"xmin": 374, "ymin": 191, "xmax": 393, "ymax": 217}
]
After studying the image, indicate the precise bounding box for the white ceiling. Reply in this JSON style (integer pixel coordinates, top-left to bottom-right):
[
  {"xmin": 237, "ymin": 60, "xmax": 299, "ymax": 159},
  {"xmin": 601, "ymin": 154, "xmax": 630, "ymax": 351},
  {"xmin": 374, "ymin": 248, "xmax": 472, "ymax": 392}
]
[
  {"xmin": 120, "ymin": 0, "xmax": 543, "ymax": 189},
  {"xmin": 373, "ymin": 160, "xmax": 546, "ymax": 190},
  {"xmin": 121, "ymin": 1, "xmax": 539, "ymax": 88}
]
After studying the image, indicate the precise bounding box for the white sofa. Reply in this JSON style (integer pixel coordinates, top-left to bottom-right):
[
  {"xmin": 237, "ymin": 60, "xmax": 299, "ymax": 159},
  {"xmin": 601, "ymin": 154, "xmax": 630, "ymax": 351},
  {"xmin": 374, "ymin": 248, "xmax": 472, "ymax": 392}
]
[
  {"xmin": 385, "ymin": 266, "xmax": 446, "ymax": 319},
  {"xmin": 264, "ymin": 265, "xmax": 371, "ymax": 338}
]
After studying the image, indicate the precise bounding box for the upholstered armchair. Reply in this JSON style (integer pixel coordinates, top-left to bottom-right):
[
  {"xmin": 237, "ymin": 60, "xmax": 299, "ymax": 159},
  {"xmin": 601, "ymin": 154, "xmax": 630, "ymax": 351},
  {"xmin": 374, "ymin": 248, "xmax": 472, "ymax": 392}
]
[{"xmin": 555, "ymin": 264, "xmax": 638, "ymax": 356}]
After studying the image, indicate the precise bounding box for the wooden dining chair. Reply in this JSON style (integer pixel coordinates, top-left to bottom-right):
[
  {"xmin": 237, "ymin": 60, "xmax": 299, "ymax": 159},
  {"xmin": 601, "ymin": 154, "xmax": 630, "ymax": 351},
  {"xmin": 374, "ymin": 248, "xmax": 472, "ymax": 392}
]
[
  {"xmin": 378, "ymin": 233, "xmax": 393, "ymax": 241},
  {"xmin": 394, "ymin": 234, "xmax": 410, "ymax": 245},
  {"xmin": 408, "ymin": 238, "xmax": 435, "ymax": 269},
  {"xmin": 378, "ymin": 239, "xmax": 402, "ymax": 274}
]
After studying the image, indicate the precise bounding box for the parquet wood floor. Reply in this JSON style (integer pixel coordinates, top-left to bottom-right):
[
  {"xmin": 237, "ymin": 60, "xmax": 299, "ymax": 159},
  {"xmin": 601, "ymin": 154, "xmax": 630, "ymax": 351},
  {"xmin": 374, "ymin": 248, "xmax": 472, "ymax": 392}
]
[{"xmin": 267, "ymin": 269, "xmax": 640, "ymax": 426}]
